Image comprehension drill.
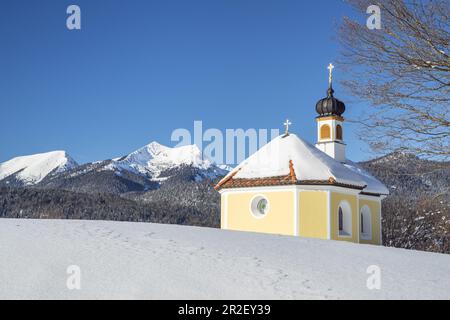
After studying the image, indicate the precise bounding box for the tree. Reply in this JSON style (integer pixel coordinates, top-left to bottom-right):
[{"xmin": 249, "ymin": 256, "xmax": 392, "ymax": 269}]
[{"xmin": 338, "ymin": 0, "xmax": 449, "ymax": 160}]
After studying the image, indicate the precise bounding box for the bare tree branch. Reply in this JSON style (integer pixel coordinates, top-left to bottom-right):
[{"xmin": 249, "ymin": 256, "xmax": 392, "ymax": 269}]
[{"xmin": 338, "ymin": 0, "xmax": 449, "ymax": 160}]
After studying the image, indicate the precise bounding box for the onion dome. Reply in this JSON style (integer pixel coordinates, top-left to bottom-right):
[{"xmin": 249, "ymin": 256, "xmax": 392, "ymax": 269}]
[
  {"xmin": 315, "ymin": 85, "xmax": 346, "ymax": 117},
  {"xmin": 315, "ymin": 63, "xmax": 346, "ymax": 117}
]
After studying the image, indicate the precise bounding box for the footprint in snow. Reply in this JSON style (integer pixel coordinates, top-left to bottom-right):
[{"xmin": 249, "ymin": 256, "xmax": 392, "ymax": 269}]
[{"xmin": 144, "ymin": 232, "xmax": 156, "ymax": 238}]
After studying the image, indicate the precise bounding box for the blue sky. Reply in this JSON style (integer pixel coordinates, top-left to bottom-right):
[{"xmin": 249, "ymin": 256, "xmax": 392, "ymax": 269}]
[{"xmin": 0, "ymin": 0, "xmax": 372, "ymax": 165}]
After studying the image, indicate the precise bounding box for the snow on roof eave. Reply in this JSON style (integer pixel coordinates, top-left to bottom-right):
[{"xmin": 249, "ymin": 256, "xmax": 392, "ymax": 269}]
[
  {"xmin": 215, "ymin": 176, "xmax": 367, "ymax": 192},
  {"xmin": 361, "ymin": 185, "xmax": 390, "ymax": 196},
  {"xmin": 344, "ymin": 160, "xmax": 390, "ymax": 196},
  {"xmin": 287, "ymin": 134, "xmax": 367, "ymax": 187}
]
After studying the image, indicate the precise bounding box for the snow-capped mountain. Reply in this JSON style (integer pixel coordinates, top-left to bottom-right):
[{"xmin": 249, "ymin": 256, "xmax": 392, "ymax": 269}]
[
  {"xmin": 110, "ymin": 141, "xmax": 227, "ymax": 181},
  {"xmin": 121, "ymin": 141, "xmax": 211, "ymax": 171},
  {"xmin": 20, "ymin": 142, "xmax": 231, "ymax": 194},
  {"xmin": 0, "ymin": 151, "xmax": 78, "ymax": 186}
]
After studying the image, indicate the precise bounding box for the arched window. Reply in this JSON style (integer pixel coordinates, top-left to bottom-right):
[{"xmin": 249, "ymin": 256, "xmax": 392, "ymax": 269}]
[
  {"xmin": 361, "ymin": 213, "xmax": 364, "ymax": 233},
  {"xmin": 360, "ymin": 205, "xmax": 372, "ymax": 240},
  {"xmin": 320, "ymin": 124, "xmax": 331, "ymax": 140},
  {"xmin": 338, "ymin": 201, "xmax": 352, "ymax": 237},
  {"xmin": 336, "ymin": 124, "xmax": 343, "ymax": 140}
]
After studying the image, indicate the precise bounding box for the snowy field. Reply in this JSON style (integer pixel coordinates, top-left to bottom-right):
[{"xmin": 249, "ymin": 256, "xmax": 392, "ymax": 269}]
[{"xmin": 0, "ymin": 219, "xmax": 449, "ymax": 300}]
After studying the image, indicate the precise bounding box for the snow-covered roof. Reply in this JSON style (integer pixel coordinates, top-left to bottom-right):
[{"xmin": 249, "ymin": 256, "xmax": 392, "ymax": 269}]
[{"xmin": 216, "ymin": 133, "xmax": 388, "ymax": 195}]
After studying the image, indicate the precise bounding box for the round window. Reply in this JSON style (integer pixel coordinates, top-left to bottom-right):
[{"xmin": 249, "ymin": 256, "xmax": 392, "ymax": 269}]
[{"xmin": 250, "ymin": 196, "xmax": 269, "ymax": 218}]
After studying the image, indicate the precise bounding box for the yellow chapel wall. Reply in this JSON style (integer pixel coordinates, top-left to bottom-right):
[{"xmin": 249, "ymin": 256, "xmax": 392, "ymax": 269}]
[
  {"xmin": 220, "ymin": 194, "xmax": 226, "ymax": 229},
  {"xmin": 221, "ymin": 187, "xmax": 383, "ymax": 245},
  {"xmin": 223, "ymin": 189, "xmax": 295, "ymax": 236},
  {"xmin": 298, "ymin": 190, "xmax": 328, "ymax": 239},
  {"xmin": 330, "ymin": 192, "xmax": 358, "ymax": 243},
  {"xmin": 359, "ymin": 198, "xmax": 382, "ymax": 245}
]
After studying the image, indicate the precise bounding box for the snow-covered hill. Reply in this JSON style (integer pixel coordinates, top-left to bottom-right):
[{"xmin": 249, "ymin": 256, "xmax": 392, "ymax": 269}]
[
  {"xmin": 0, "ymin": 219, "xmax": 449, "ymax": 299},
  {"xmin": 0, "ymin": 151, "xmax": 78, "ymax": 186}
]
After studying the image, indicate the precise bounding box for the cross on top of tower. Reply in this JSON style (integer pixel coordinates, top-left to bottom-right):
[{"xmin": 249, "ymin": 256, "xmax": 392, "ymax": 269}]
[
  {"xmin": 327, "ymin": 63, "xmax": 334, "ymax": 87},
  {"xmin": 316, "ymin": 62, "xmax": 346, "ymax": 116},
  {"xmin": 283, "ymin": 119, "xmax": 292, "ymax": 136}
]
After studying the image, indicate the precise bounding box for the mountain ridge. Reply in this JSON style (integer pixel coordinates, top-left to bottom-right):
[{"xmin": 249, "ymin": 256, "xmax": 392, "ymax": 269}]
[{"xmin": 0, "ymin": 142, "xmax": 229, "ymax": 192}]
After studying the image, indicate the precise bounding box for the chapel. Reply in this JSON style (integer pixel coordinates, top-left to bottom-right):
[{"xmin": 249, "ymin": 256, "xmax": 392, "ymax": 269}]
[{"xmin": 215, "ymin": 64, "xmax": 389, "ymax": 245}]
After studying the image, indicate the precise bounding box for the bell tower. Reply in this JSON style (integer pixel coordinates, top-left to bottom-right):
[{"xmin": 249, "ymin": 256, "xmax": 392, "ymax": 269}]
[{"xmin": 315, "ymin": 63, "xmax": 346, "ymax": 162}]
